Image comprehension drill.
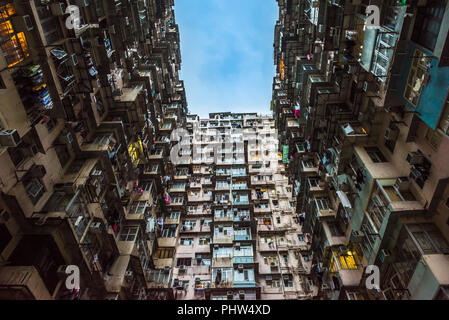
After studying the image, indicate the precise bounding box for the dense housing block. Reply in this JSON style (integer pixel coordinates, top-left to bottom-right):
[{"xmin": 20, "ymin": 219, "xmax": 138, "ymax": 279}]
[{"xmin": 272, "ymin": 0, "xmax": 449, "ymax": 300}]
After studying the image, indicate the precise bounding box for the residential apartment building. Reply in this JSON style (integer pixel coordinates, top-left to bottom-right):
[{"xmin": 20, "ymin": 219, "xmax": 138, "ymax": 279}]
[
  {"xmin": 272, "ymin": 0, "xmax": 449, "ymax": 300},
  {"xmin": 0, "ymin": 0, "xmax": 188, "ymax": 300},
  {"xmin": 169, "ymin": 112, "xmax": 314, "ymax": 300}
]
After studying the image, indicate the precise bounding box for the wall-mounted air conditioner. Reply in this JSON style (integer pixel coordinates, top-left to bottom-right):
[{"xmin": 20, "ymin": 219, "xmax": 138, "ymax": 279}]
[
  {"xmin": 11, "ymin": 15, "xmax": 34, "ymax": 32},
  {"xmin": 0, "ymin": 129, "xmax": 21, "ymax": 147}
]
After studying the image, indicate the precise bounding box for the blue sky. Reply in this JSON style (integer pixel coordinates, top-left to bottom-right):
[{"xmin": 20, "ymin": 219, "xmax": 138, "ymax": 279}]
[{"xmin": 174, "ymin": 0, "xmax": 278, "ymax": 118}]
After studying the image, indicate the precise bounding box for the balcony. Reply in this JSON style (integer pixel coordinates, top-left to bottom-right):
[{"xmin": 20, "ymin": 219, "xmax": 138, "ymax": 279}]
[
  {"xmin": 366, "ymin": 179, "xmax": 425, "ymax": 232},
  {"xmin": 212, "ymin": 257, "xmax": 233, "ymax": 268},
  {"xmin": 0, "ymin": 266, "xmax": 52, "ymax": 300},
  {"xmin": 232, "ymin": 193, "xmax": 249, "ymax": 205},
  {"xmin": 258, "ymin": 240, "xmax": 277, "ymax": 252},
  {"xmin": 233, "ymin": 256, "xmax": 254, "ymax": 264},
  {"xmin": 234, "ymin": 234, "xmax": 252, "ymax": 241},
  {"xmin": 301, "ymin": 158, "xmax": 319, "ymax": 175},
  {"xmin": 327, "ymin": 248, "xmax": 364, "ymax": 288},
  {"xmin": 213, "ymin": 235, "xmax": 233, "ymax": 245}
]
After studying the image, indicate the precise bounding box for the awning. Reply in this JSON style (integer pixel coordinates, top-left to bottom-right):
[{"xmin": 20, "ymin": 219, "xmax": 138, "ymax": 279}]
[{"xmin": 336, "ymin": 190, "xmax": 352, "ymax": 208}]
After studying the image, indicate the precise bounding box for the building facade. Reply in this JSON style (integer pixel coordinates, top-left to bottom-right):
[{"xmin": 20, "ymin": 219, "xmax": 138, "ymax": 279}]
[
  {"xmin": 0, "ymin": 0, "xmax": 187, "ymax": 300},
  {"xmin": 169, "ymin": 112, "xmax": 313, "ymax": 300},
  {"xmin": 271, "ymin": 0, "xmax": 449, "ymax": 300}
]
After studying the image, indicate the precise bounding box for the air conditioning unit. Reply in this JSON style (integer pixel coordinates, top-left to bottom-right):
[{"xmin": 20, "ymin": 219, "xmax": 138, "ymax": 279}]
[
  {"xmin": 179, "ymin": 265, "xmax": 187, "ymax": 272},
  {"xmin": 163, "ymin": 266, "xmax": 171, "ymax": 274},
  {"xmin": 379, "ymin": 249, "xmax": 393, "ymax": 263},
  {"xmin": 69, "ymin": 54, "xmax": 78, "ymax": 67},
  {"xmin": 238, "ymin": 264, "xmax": 244, "ymax": 270},
  {"xmin": 350, "ymin": 230, "xmax": 365, "ymax": 243},
  {"xmin": 11, "ymin": 15, "xmax": 34, "ymax": 32},
  {"xmin": 90, "ymin": 222, "xmax": 102, "ymax": 233},
  {"xmin": 0, "ymin": 209, "xmax": 10, "ymax": 223},
  {"xmin": 51, "ymin": 3, "xmax": 65, "ymax": 15},
  {"xmin": 362, "ymin": 81, "xmax": 376, "ymax": 92},
  {"xmin": 125, "ymin": 270, "xmax": 134, "ymax": 277},
  {"xmin": 29, "ymin": 165, "xmax": 46, "ymax": 178},
  {"xmin": 406, "ymin": 152, "xmax": 424, "ymax": 165},
  {"xmin": 227, "ymin": 291, "xmax": 233, "ymax": 299},
  {"xmin": 395, "ymin": 177, "xmax": 410, "ymax": 191},
  {"xmin": 385, "ymin": 127, "xmax": 399, "ymax": 141},
  {"xmin": 235, "ymin": 242, "xmax": 241, "ymax": 249},
  {"xmin": 238, "ymin": 290, "xmax": 245, "ymax": 299},
  {"xmin": 0, "ymin": 129, "xmax": 21, "ymax": 147},
  {"xmin": 19, "ymin": 143, "xmax": 38, "ymax": 158}
]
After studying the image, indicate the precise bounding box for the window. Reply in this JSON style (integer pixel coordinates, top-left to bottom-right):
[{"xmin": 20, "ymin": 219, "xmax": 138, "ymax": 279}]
[
  {"xmin": 93, "ymin": 134, "xmax": 111, "ymax": 145},
  {"xmin": 155, "ymin": 248, "xmax": 174, "ymax": 259},
  {"xmin": 315, "ymin": 197, "xmax": 329, "ymax": 211},
  {"xmin": 199, "ymin": 236, "xmax": 211, "ymax": 245},
  {"xmin": 361, "ymin": 218, "xmax": 377, "ymax": 259},
  {"xmin": 129, "ymin": 201, "xmax": 147, "ymax": 214},
  {"xmin": 141, "ymin": 182, "xmax": 153, "ymax": 192},
  {"xmin": 196, "ymin": 254, "xmax": 211, "ymax": 265},
  {"xmin": 365, "ymin": 146, "xmax": 387, "ymax": 163},
  {"xmin": 407, "ymin": 223, "xmax": 449, "ymax": 254},
  {"xmin": 161, "ymin": 225, "xmax": 177, "ymax": 238},
  {"xmin": 180, "ymin": 238, "xmax": 194, "ymax": 245},
  {"xmin": 176, "ymin": 258, "xmax": 192, "ymax": 267},
  {"xmin": 403, "ymin": 49, "xmax": 429, "ymax": 106},
  {"xmin": 283, "ymin": 274, "xmax": 293, "ymax": 287},
  {"xmin": 264, "ymin": 256, "xmax": 278, "ymax": 265},
  {"xmin": 171, "ymin": 183, "xmax": 186, "ymax": 190},
  {"xmin": 234, "ymin": 245, "xmax": 253, "ymax": 257},
  {"xmin": 25, "ymin": 178, "xmax": 45, "ymax": 205},
  {"xmin": 0, "ymin": 4, "xmax": 30, "ymax": 67},
  {"xmin": 172, "ymin": 197, "xmax": 184, "ymax": 204},
  {"xmin": 411, "ymin": 1, "xmax": 445, "ymax": 51},
  {"xmin": 213, "ymin": 247, "xmax": 232, "ymax": 258},
  {"xmin": 266, "ymin": 275, "xmax": 281, "ymax": 288},
  {"xmin": 308, "ymin": 178, "xmax": 319, "ymax": 188},
  {"xmin": 213, "ymin": 268, "xmax": 233, "ymax": 283},
  {"xmin": 424, "ymin": 127, "xmax": 442, "ymax": 150},
  {"xmin": 182, "ymin": 220, "xmax": 196, "ymax": 229},
  {"xmin": 168, "ymin": 211, "xmax": 180, "ymax": 220},
  {"xmin": 297, "ymin": 234, "xmax": 305, "ymax": 242},
  {"xmin": 119, "ymin": 226, "xmax": 139, "ymax": 242},
  {"xmin": 234, "ymin": 268, "xmax": 254, "ymax": 282}
]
